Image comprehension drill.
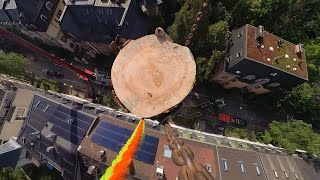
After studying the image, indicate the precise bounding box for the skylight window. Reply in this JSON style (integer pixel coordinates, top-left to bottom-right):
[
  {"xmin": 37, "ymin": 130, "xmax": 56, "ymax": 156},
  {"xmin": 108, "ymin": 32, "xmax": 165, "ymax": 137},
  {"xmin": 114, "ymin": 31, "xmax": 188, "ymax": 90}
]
[
  {"xmin": 35, "ymin": 101, "xmax": 41, "ymax": 107},
  {"xmin": 222, "ymin": 159, "xmax": 228, "ymax": 171},
  {"xmin": 238, "ymin": 161, "xmax": 245, "ymax": 173},
  {"xmin": 44, "ymin": 105, "xmax": 50, "ymax": 112},
  {"xmin": 253, "ymin": 163, "xmax": 261, "ymax": 176}
]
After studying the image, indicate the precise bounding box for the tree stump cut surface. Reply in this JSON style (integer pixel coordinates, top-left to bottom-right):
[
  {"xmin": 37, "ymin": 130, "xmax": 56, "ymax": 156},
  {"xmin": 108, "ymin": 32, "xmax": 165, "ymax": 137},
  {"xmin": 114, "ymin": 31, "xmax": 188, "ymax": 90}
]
[{"xmin": 111, "ymin": 34, "xmax": 196, "ymax": 118}]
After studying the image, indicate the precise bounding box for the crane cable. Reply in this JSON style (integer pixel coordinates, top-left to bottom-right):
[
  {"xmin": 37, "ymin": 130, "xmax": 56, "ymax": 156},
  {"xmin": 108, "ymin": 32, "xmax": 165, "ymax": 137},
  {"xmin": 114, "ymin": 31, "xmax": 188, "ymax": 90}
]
[{"xmin": 185, "ymin": 0, "xmax": 209, "ymax": 46}]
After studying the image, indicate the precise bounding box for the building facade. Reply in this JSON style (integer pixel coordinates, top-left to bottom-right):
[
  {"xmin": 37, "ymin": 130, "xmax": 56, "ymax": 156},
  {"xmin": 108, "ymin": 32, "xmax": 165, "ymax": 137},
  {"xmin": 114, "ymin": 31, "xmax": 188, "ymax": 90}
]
[{"xmin": 211, "ymin": 24, "xmax": 308, "ymax": 95}]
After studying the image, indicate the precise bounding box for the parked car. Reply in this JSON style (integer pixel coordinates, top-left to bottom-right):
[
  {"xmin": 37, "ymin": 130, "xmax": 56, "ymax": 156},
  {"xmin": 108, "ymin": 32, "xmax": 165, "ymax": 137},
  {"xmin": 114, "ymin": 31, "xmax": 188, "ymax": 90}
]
[
  {"xmin": 46, "ymin": 69, "xmax": 54, "ymax": 77},
  {"xmin": 54, "ymin": 71, "xmax": 64, "ymax": 78}
]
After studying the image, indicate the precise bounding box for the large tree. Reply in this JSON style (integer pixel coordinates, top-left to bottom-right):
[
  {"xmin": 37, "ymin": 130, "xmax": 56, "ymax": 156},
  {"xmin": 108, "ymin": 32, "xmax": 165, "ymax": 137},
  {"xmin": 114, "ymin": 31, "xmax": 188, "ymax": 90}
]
[
  {"xmin": 0, "ymin": 52, "xmax": 27, "ymax": 76},
  {"xmin": 266, "ymin": 120, "xmax": 320, "ymax": 156}
]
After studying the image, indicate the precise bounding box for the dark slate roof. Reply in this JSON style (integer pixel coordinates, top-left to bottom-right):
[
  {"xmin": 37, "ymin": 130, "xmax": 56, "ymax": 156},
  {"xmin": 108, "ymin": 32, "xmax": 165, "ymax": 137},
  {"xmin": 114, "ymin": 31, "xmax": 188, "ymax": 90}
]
[
  {"xmin": 15, "ymin": 0, "xmax": 43, "ymax": 22},
  {"xmin": 118, "ymin": 0, "xmax": 149, "ymax": 40},
  {"xmin": 0, "ymin": 137, "xmax": 22, "ymax": 168},
  {"xmin": 60, "ymin": 6, "xmax": 125, "ymax": 44},
  {"xmin": 15, "ymin": 0, "xmax": 59, "ymax": 31},
  {"xmin": 17, "ymin": 94, "xmax": 97, "ymax": 180},
  {"xmin": 60, "ymin": 1, "xmax": 149, "ymax": 44}
]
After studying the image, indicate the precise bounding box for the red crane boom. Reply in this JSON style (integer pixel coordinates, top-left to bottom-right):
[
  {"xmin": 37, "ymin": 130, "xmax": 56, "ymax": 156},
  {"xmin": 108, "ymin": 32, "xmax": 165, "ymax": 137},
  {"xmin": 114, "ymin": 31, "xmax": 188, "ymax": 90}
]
[{"xmin": 0, "ymin": 27, "xmax": 94, "ymax": 80}]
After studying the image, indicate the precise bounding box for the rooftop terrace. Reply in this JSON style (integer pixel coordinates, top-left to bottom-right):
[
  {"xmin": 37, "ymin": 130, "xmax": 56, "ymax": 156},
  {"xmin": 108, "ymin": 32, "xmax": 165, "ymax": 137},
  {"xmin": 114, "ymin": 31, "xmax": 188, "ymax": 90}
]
[{"xmin": 246, "ymin": 24, "xmax": 308, "ymax": 79}]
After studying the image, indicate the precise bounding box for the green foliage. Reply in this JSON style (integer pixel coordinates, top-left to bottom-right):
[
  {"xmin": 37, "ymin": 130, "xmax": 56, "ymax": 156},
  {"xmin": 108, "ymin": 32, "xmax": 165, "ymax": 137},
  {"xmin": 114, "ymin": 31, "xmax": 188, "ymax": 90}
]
[
  {"xmin": 99, "ymin": 95, "xmax": 115, "ymax": 107},
  {"xmin": 148, "ymin": 14, "xmax": 165, "ymax": 33},
  {"xmin": 172, "ymin": 115, "xmax": 195, "ymax": 129},
  {"xmin": 0, "ymin": 168, "xmax": 29, "ymax": 180},
  {"xmin": 256, "ymin": 130, "xmax": 273, "ymax": 144},
  {"xmin": 196, "ymin": 50, "xmax": 223, "ymax": 84},
  {"xmin": 274, "ymin": 83, "xmax": 320, "ymax": 127},
  {"xmin": 160, "ymin": 0, "xmax": 185, "ymax": 29},
  {"xmin": 0, "ymin": 52, "xmax": 27, "ymax": 76},
  {"xmin": 305, "ymin": 39, "xmax": 320, "ymax": 82},
  {"xmin": 225, "ymin": 127, "xmax": 247, "ymax": 139},
  {"xmin": 208, "ymin": 21, "xmax": 229, "ymax": 51},
  {"xmin": 267, "ymin": 120, "xmax": 320, "ymax": 155},
  {"xmin": 33, "ymin": 79, "xmax": 60, "ymax": 92}
]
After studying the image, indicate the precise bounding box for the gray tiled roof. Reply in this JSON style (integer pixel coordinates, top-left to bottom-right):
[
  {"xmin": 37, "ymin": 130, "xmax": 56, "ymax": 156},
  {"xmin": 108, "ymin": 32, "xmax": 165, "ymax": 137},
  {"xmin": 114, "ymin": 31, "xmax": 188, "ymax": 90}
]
[{"xmin": 0, "ymin": 137, "xmax": 22, "ymax": 168}]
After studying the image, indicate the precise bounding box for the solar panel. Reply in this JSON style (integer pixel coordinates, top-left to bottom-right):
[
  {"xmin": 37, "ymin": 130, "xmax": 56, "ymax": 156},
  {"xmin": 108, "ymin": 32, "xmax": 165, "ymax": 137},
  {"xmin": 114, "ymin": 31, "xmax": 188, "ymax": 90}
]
[
  {"xmin": 91, "ymin": 134, "xmax": 122, "ymax": 152},
  {"xmin": 139, "ymin": 142, "xmax": 157, "ymax": 153},
  {"xmin": 51, "ymin": 126, "xmax": 81, "ymax": 145},
  {"xmin": 57, "ymin": 105, "xmax": 72, "ymax": 114},
  {"xmin": 49, "ymin": 117, "xmax": 87, "ymax": 137},
  {"xmin": 135, "ymin": 150, "xmax": 156, "ymax": 164},
  {"xmin": 143, "ymin": 135, "xmax": 159, "ymax": 145},
  {"xmin": 77, "ymin": 112, "xmax": 95, "ymax": 123},
  {"xmin": 91, "ymin": 121, "xmax": 159, "ymax": 164},
  {"xmin": 53, "ymin": 111, "xmax": 90, "ymax": 131}
]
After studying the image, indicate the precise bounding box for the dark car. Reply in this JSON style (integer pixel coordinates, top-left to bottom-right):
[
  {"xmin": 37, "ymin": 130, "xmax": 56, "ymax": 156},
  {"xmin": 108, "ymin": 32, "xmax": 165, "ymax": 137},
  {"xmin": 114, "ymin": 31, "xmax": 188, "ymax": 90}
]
[
  {"xmin": 46, "ymin": 69, "xmax": 54, "ymax": 77},
  {"xmin": 53, "ymin": 71, "xmax": 64, "ymax": 78}
]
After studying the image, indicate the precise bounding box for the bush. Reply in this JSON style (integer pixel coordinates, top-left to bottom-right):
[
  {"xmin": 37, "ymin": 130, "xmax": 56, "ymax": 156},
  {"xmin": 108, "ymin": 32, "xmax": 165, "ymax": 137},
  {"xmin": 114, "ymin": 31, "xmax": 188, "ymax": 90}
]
[{"xmin": 225, "ymin": 127, "xmax": 247, "ymax": 139}]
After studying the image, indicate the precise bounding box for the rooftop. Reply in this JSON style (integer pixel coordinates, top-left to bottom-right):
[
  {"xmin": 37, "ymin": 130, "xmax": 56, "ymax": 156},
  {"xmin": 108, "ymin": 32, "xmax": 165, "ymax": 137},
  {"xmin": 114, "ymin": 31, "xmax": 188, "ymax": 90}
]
[
  {"xmin": 60, "ymin": 0, "xmax": 149, "ymax": 44},
  {"xmin": 2, "ymin": 90, "xmax": 310, "ymax": 180},
  {"xmin": 246, "ymin": 24, "xmax": 308, "ymax": 79},
  {"xmin": 17, "ymin": 93, "xmax": 97, "ymax": 179},
  {"xmin": 0, "ymin": 137, "xmax": 22, "ymax": 168}
]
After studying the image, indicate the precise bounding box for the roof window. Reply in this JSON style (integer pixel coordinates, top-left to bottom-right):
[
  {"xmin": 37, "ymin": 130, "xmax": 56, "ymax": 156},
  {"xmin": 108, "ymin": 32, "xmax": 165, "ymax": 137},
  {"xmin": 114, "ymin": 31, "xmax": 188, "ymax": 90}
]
[
  {"xmin": 253, "ymin": 163, "xmax": 261, "ymax": 176},
  {"xmin": 35, "ymin": 101, "xmax": 41, "ymax": 107},
  {"xmin": 222, "ymin": 159, "xmax": 228, "ymax": 171},
  {"xmin": 238, "ymin": 161, "xmax": 245, "ymax": 173},
  {"xmin": 44, "ymin": 105, "xmax": 50, "ymax": 112}
]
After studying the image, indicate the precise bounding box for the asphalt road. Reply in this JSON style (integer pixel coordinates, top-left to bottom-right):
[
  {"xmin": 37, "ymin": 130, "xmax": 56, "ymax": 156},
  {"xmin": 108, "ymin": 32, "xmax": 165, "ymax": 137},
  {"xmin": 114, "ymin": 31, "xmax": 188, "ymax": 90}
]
[{"xmin": 25, "ymin": 54, "xmax": 87, "ymax": 89}]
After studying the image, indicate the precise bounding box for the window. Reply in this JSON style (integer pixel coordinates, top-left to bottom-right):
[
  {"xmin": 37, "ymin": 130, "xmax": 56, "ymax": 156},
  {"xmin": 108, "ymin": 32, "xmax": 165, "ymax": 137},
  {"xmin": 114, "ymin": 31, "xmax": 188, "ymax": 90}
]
[
  {"xmin": 268, "ymin": 83, "xmax": 280, "ymax": 88},
  {"xmin": 16, "ymin": 108, "xmax": 25, "ymax": 117},
  {"xmin": 284, "ymin": 171, "xmax": 289, "ymax": 179},
  {"xmin": 222, "ymin": 159, "xmax": 228, "ymax": 171},
  {"xmin": 270, "ymin": 72, "xmax": 277, "ymax": 76},
  {"xmin": 236, "ymin": 52, "xmax": 241, "ymax": 58},
  {"xmin": 255, "ymin": 78, "xmax": 270, "ymax": 84},
  {"xmin": 238, "ymin": 32, "xmax": 243, "ymax": 38},
  {"xmin": 45, "ymin": 2, "xmax": 54, "ymax": 11},
  {"xmin": 4, "ymin": 100, "xmax": 11, "ymax": 108},
  {"xmin": 243, "ymin": 75, "xmax": 256, "ymax": 80},
  {"xmin": 238, "ymin": 161, "xmax": 245, "ymax": 173},
  {"xmin": 40, "ymin": 14, "xmax": 48, "ymax": 22},
  {"xmin": 56, "ymin": 10, "xmax": 62, "ymax": 19},
  {"xmin": 253, "ymin": 163, "xmax": 261, "ymax": 176},
  {"xmin": 44, "ymin": 105, "xmax": 50, "ymax": 112},
  {"xmin": 35, "ymin": 101, "xmax": 41, "ymax": 107},
  {"xmin": 206, "ymin": 164, "xmax": 212, "ymax": 172},
  {"xmin": 274, "ymin": 170, "xmax": 279, "ymax": 179},
  {"xmin": 163, "ymin": 146, "xmax": 172, "ymax": 158}
]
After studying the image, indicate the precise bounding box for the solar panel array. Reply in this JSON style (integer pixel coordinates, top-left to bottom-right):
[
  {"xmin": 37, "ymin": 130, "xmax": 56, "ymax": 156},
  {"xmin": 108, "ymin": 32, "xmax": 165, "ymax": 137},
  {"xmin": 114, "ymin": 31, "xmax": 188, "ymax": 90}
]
[
  {"xmin": 91, "ymin": 121, "xmax": 159, "ymax": 164},
  {"xmin": 31, "ymin": 95, "xmax": 95, "ymax": 145}
]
